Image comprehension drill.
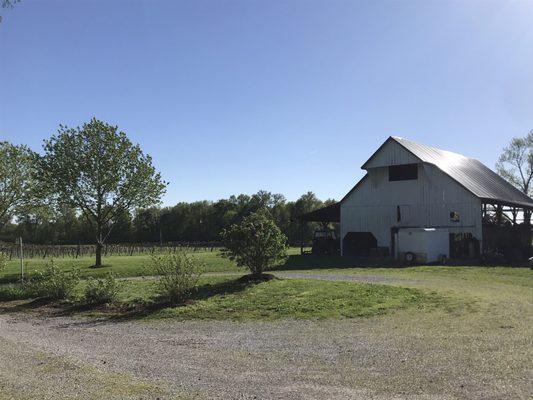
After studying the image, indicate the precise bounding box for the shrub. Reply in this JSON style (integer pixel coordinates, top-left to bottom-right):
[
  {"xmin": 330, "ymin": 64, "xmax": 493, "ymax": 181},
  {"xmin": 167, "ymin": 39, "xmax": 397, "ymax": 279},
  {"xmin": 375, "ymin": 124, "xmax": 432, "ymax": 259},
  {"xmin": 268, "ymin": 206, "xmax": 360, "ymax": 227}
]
[
  {"xmin": 0, "ymin": 283, "xmax": 34, "ymax": 301},
  {"xmin": 0, "ymin": 252, "xmax": 7, "ymax": 274},
  {"xmin": 151, "ymin": 252, "xmax": 203, "ymax": 303},
  {"xmin": 84, "ymin": 274, "xmax": 121, "ymax": 305},
  {"xmin": 221, "ymin": 210, "xmax": 288, "ymax": 276},
  {"xmin": 28, "ymin": 260, "xmax": 79, "ymax": 300}
]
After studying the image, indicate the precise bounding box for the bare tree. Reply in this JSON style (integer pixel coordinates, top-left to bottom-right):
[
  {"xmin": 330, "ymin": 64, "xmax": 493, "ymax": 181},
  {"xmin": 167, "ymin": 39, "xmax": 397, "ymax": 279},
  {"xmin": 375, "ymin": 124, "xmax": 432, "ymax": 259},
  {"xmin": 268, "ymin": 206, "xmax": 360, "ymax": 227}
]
[
  {"xmin": 1, "ymin": 0, "xmax": 20, "ymax": 23},
  {"xmin": 496, "ymin": 130, "xmax": 533, "ymax": 223}
]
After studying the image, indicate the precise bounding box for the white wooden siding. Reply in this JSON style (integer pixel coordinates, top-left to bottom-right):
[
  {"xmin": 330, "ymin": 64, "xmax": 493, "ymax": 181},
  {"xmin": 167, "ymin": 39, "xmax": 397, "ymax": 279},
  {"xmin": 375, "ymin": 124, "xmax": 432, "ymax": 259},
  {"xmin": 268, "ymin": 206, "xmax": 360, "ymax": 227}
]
[
  {"xmin": 363, "ymin": 139, "xmax": 420, "ymax": 169},
  {"xmin": 341, "ymin": 155, "xmax": 482, "ymax": 251}
]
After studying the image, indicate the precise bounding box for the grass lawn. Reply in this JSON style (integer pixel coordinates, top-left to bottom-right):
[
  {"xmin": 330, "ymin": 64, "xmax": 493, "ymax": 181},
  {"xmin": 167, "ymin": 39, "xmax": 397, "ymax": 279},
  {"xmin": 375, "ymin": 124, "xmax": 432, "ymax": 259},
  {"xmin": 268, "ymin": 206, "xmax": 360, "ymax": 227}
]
[
  {"xmin": 103, "ymin": 276, "xmax": 457, "ymax": 321},
  {"xmin": 1, "ymin": 247, "xmax": 305, "ymax": 283},
  {"xmin": 0, "ymin": 252, "xmax": 530, "ymax": 323},
  {"xmin": 0, "ymin": 275, "xmax": 457, "ymax": 321}
]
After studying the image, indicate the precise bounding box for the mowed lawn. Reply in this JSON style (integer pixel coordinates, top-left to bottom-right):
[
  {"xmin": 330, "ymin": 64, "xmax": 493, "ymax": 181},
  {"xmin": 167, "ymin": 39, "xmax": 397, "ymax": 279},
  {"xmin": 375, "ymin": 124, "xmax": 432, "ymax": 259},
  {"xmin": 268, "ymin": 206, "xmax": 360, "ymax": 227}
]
[
  {"xmin": 1, "ymin": 248, "xmax": 244, "ymax": 283},
  {"xmin": 1, "ymin": 247, "xmax": 311, "ymax": 283}
]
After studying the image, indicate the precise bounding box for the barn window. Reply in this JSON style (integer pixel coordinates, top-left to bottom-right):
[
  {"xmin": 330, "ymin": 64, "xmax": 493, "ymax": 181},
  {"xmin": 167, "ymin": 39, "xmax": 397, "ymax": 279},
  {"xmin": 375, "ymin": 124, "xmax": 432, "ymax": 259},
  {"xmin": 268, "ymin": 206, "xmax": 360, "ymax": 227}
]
[{"xmin": 388, "ymin": 164, "xmax": 418, "ymax": 181}]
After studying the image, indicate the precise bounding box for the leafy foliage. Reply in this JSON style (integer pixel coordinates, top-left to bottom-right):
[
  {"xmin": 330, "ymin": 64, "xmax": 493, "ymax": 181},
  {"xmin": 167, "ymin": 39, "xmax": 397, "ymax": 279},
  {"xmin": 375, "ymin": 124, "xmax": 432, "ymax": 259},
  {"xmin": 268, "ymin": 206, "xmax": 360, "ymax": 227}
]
[
  {"xmin": 0, "ymin": 252, "xmax": 7, "ymax": 273},
  {"xmin": 0, "ymin": 0, "xmax": 20, "ymax": 23},
  {"xmin": 39, "ymin": 118, "xmax": 167, "ymax": 266},
  {"xmin": 0, "ymin": 141, "xmax": 38, "ymax": 227},
  {"xmin": 0, "ymin": 190, "xmax": 335, "ymax": 246},
  {"xmin": 84, "ymin": 274, "xmax": 121, "ymax": 304},
  {"xmin": 27, "ymin": 260, "xmax": 79, "ymax": 300},
  {"xmin": 496, "ymin": 130, "xmax": 533, "ymax": 196},
  {"xmin": 221, "ymin": 210, "xmax": 288, "ymax": 275},
  {"xmin": 151, "ymin": 252, "xmax": 203, "ymax": 303}
]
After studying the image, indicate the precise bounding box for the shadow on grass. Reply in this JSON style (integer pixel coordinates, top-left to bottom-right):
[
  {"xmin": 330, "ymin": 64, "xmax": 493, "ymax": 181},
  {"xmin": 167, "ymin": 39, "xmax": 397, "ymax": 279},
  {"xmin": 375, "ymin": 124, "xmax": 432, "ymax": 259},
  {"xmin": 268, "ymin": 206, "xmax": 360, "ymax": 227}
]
[
  {"xmin": 104, "ymin": 277, "xmax": 264, "ymax": 321},
  {"xmin": 273, "ymin": 254, "xmax": 403, "ymax": 271},
  {"xmin": 1, "ymin": 276, "xmax": 263, "ymax": 321},
  {"xmin": 0, "ymin": 274, "xmax": 23, "ymax": 285}
]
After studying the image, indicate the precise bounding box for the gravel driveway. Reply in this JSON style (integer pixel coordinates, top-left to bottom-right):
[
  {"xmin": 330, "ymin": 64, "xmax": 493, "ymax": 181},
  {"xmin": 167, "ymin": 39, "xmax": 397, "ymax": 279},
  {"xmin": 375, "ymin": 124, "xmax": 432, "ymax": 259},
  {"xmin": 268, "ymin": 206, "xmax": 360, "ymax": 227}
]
[{"xmin": 0, "ymin": 273, "xmax": 531, "ymax": 400}]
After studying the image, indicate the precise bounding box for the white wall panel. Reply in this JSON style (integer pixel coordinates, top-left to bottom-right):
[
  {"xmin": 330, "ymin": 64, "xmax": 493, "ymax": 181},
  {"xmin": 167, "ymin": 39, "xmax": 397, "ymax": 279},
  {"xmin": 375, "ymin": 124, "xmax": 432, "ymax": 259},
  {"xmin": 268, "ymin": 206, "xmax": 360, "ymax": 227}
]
[{"xmin": 341, "ymin": 148, "xmax": 482, "ymax": 253}]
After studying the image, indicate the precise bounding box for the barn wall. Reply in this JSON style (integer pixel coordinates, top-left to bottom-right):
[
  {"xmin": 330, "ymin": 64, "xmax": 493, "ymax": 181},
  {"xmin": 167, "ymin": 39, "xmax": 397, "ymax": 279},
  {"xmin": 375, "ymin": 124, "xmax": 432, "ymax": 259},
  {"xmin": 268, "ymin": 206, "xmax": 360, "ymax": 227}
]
[
  {"xmin": 340, "ymin": 162, "xmax": 482, "ymax": 252},
  {"xmin": 363, "ymin": 139, "xmax": 420, "ymax": 169}
]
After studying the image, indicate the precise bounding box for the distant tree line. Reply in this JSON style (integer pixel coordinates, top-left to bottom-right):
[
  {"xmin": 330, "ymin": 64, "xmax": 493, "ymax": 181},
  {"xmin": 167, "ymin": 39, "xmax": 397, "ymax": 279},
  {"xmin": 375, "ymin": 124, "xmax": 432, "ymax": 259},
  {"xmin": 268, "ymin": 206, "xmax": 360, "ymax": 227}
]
[{"xmin": 0, "ymin": 190, "xmax": 335, "ymax": 246}]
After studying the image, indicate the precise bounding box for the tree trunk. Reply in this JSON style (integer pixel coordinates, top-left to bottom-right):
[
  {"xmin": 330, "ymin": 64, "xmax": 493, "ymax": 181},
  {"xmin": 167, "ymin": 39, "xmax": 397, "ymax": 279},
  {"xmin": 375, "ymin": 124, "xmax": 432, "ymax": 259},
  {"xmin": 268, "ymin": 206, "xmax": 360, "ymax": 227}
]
[
  {"xmin": 94, "ymin": 221, "xmax": 103, "ymax": 268},
  {"xmin": 95, "ymin": 242, "xmax": 103, "ymax": 267}
]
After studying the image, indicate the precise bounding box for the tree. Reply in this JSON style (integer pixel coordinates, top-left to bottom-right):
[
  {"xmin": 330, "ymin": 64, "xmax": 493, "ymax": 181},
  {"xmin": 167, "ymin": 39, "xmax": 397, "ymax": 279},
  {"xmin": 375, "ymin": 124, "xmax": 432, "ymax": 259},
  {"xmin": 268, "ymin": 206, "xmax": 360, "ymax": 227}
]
[
  {"xmin": 496, "ymin": 131, "xmax": 533, "ymax": 223},
  {"xmin": 221, "ymin": 210, "xmax": 288, "ymax": 277},
  {"xmin": 1, "ymin": 0, "xmax": 20, "ymax": 23},
  {"xmin": 40, "ymin": 118, "xmax": 167, "ymax": 267},
  {"xmin": 0, "ymin": 141, "xmax": 38, "ymax": 229}
]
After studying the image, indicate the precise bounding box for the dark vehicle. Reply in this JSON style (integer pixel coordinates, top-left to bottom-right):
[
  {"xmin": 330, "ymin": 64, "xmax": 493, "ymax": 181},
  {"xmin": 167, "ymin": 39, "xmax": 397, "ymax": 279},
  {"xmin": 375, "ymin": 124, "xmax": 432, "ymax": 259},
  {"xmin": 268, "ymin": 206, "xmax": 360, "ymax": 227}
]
[{"xmin": 312, "ymin": 229, "xmax": 340, "ymax": 255}]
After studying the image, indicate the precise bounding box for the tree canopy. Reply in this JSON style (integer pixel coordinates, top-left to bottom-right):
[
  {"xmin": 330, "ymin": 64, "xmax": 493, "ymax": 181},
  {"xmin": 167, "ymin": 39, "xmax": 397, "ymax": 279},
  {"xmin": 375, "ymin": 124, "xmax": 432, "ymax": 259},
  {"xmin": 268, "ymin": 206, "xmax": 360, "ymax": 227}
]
[
  {"xmin": 0, "ymin": 141, "xmax": 38, "ymax": 227},
  {"xmin": 221, "ymin": 210, "xmax": 288, "ymax": 276},
  {"xmin": 40, "ymin": 118, "xmax": 167, "ymax": 266}
]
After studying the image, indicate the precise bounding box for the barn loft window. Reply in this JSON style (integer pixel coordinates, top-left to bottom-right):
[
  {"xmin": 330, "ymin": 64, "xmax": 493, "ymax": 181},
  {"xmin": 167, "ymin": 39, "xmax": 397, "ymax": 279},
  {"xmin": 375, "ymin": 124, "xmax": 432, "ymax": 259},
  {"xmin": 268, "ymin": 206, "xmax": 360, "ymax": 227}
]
[{"xmin": 388, "ymin": 164, "xmax": 418, "ymax": 181}]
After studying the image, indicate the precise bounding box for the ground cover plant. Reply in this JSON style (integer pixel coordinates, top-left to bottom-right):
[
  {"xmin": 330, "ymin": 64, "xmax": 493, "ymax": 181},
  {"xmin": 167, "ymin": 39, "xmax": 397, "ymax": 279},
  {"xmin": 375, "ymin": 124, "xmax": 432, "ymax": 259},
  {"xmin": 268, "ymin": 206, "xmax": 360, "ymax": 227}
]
[
  {"xmin": 25, "ymin": 260, "xmax": 80, "ymax": 300},
  {"xmin": 83, "ymin": 274, "xmax": 122, "ymax": 305},
  {"xmin": 150, "ymin": 252, "xmax": 204, "ymax": 303}
]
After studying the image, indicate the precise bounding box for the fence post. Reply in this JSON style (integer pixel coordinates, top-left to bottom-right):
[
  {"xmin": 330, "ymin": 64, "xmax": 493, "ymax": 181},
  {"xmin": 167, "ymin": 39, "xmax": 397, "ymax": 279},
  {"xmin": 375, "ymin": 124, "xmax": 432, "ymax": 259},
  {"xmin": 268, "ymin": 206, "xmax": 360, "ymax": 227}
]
[{"xmin": 19, "ymin": 237, "xmax": 24, "ymax": 281}]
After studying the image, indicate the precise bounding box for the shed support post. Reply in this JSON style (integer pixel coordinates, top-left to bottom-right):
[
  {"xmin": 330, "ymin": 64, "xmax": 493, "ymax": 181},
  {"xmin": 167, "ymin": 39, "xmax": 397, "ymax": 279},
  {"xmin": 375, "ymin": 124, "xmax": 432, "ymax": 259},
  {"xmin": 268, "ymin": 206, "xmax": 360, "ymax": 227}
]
[{"xmin": 300, "ymin": 221, "xmax": 304, "ymax": 255}]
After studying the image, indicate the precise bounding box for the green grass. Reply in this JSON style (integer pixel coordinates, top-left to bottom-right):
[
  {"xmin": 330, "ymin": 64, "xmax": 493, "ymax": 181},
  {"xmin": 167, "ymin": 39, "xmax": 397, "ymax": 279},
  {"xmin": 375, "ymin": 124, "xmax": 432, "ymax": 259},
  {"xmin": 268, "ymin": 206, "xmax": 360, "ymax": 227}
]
[
  {"xmin": 1, "ymin": 251, "xmax": 530, "ymax": 322},
  {"xmin": 1, "ymin": 248, "xmax": 306, "ymax": 283},
  {"xmin": 1, "ymin": 251, "xmax": 236, "ymax": 283},
  {"xmin": 148, "ymin": 277, "xmax": 456, "ymax": 321},
  {"xmin": 0, "ymin": 275, "xmax": 458, "ymax": 322}
]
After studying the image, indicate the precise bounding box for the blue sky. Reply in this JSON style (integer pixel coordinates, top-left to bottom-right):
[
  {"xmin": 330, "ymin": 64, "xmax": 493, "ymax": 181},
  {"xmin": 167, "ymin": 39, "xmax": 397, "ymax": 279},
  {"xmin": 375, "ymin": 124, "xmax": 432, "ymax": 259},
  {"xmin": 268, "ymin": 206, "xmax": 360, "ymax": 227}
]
[{"xmin": 1, "ymin": 0, "xmax": 532, "ymax": 205}]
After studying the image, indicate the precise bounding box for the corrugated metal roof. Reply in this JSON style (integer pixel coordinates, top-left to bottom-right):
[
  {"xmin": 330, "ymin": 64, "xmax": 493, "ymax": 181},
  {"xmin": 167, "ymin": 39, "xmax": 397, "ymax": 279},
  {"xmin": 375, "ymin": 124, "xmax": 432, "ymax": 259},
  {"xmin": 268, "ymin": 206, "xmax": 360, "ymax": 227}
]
[{"xmin": 391, "ymin": 136, "xmax": 533, "ymax": 208}]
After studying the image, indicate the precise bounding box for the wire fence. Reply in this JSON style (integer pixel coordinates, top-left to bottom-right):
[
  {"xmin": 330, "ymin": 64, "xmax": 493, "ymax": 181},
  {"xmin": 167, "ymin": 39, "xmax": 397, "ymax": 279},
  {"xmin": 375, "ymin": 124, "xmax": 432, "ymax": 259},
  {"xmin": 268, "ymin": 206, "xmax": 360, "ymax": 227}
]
[{"xmin": 0, "ymin": 242, "xmax": 222, "ymax": 260}]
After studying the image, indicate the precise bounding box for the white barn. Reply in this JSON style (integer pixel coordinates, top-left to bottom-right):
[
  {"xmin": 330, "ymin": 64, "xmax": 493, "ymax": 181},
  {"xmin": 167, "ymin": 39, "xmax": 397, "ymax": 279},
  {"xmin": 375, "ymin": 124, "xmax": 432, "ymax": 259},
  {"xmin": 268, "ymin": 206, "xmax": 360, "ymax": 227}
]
[{"xmin": 300, "ymin": 136, "xmax": 533, "ymax": 260}]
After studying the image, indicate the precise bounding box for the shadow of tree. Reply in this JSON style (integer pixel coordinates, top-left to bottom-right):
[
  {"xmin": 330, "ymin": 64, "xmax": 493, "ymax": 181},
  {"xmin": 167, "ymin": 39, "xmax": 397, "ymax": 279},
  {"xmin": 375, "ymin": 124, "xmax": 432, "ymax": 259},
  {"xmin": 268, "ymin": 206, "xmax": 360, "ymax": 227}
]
[
  {"xmin": 49, "ymin": 276, "xmax": 261, "ymax": 320},
  {"xmin": 0, "ymin": 297, "xmax": 54, "ymax": 314},
  {"xmin": 273, "ymin": 255, "xmax": 402, "ymax": 271}
]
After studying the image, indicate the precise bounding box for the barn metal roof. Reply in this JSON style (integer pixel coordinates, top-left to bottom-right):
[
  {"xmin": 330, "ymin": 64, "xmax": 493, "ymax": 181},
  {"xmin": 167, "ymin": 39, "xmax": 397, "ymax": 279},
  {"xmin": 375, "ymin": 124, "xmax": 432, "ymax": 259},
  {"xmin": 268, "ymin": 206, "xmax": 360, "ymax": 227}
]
[
  {"xmin": 391, "ymin": 136, "xmax": 533, "ymax": 209},
  {"xmin": 298, "ymin": 136, "xmax": 533, "ymax": 223}
]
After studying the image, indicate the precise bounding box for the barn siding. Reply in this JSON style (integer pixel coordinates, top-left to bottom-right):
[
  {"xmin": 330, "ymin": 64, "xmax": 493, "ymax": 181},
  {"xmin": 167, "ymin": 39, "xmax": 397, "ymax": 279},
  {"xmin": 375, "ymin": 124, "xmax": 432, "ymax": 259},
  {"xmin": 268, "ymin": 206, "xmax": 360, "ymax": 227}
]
[
  {"xmin": 363, "ymin": 139, "xmax": 420, "ymax": 169},
  {"xmin": 341, "ymin": 159, "xmax": 482, "ymax": 252}
]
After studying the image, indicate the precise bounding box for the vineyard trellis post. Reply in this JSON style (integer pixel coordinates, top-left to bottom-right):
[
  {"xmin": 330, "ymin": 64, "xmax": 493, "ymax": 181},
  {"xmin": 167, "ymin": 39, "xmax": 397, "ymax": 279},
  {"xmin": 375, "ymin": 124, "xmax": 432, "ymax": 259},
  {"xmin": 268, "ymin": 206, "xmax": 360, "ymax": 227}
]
[{"xmin": 19, "ymin": 237, "xmax": 24, "ymax": 281}]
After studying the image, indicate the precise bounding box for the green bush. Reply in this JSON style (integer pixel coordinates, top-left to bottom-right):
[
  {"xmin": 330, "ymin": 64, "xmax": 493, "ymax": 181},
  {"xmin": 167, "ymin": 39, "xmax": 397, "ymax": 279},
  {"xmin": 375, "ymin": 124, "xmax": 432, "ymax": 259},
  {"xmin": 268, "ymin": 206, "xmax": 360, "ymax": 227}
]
[
  {"xmin": 28, "ymin": 260, "xmax": 79, "ymax": 300},
  {"xmin": 84, "ymin": 274, "xmax": 121, "ymax": 305},
  {"xmin": 151, "ymin": 252, "xmax": 203, "ymax": 303},
  {"xmin": 0, "ymin": 252, "xmax": 7, "ymax": 274},
  {"xmin": 221, "ymin": 210, "xmax": 288, "ymax": 275},
  {"xmin": 0, "ymin": 283, "xmax": 34, "ymax": 301}
]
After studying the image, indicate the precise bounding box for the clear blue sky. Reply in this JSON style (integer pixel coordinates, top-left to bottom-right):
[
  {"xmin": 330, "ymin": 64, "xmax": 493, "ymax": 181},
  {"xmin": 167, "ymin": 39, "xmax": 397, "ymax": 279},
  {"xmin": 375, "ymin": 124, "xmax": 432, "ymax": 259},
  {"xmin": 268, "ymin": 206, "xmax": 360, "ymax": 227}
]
[{"xmin": 1, "ymin": 0, "xmax": 532, "ymax": 206}]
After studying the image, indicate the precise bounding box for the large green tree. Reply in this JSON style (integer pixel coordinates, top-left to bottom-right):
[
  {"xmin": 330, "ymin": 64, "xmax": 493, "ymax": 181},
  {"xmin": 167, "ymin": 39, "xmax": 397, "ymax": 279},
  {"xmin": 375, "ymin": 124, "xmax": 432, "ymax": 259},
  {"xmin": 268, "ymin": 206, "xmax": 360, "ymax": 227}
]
[
  {"xmin": 40, "ymin": 118, "xmax": 167, "ymax": 267},
  {"xmin": 0, "ymin": 141, "xmax": 38, "ymax": 228}
]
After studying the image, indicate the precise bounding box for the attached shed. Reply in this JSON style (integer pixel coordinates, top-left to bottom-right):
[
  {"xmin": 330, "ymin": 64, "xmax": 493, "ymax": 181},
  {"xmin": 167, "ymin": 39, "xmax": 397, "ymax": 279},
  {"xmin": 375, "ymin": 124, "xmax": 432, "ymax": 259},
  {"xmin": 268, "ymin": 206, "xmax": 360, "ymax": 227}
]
[{"xmin": 300, "ymin": 136, "xmax": 533, "ymax": 260}]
